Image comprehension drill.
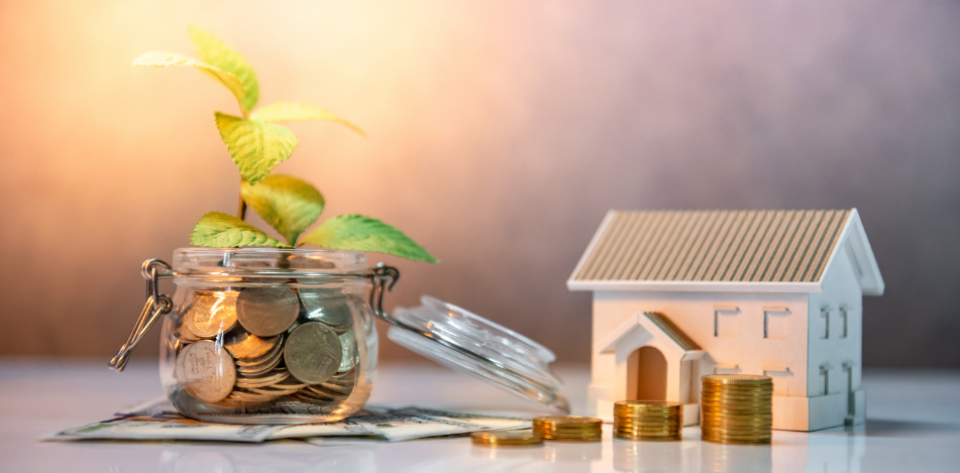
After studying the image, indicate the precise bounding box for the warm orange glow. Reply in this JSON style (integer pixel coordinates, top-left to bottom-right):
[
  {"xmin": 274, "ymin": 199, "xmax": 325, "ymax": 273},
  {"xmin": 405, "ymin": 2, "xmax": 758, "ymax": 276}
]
[{"xmin": 1, "ymin": 1, "xmax": 957, "ymax": 367}]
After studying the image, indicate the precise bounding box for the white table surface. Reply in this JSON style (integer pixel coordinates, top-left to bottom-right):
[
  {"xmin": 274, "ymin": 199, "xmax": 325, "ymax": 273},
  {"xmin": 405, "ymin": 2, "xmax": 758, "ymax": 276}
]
[{"xmin": 1, "ymin": 359, "xmax": 958, "ymax": 473}]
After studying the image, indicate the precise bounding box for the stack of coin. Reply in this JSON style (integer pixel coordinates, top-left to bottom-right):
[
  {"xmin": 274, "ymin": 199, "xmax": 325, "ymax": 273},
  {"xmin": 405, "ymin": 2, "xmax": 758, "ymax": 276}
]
[
  {"xmin": 171, "ymin": 286, "xmax": 362, "ymax": 410},
  {"xmin": 613, "ymin": 400, "xmax": 683, "ymax": 441},
  {"xmin": 533, "ymin": 416, "xmax": 603, "ymax": 442},
  {"xmin": 700, "ymin": 374, "xmax": 773, "ymax": 445},
  {"xmin": 471, "ymin": 431, "xmax": 543, "ymax": 447}
]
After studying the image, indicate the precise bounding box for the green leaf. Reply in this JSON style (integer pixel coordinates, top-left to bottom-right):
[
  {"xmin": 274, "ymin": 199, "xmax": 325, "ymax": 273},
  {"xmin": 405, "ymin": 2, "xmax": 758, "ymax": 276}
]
[
  {"xmin": 190, "ymin": 212, "xmax": 289, "ymax": 248},
  {"xmin": 251, "ymin": 102, "xmax": 366, "ymax": 137},
  {"xmin": 299, "ymin": 214, "xmax": 437, "ymax": 263},
  {"xmin": 215, "ymin": 112, "xmax": 298, "ymax": 185},
  {"xmin": 188, "ymin": 25, "xmax": 260, "ymax": 112},
  {"xmin": 133, "ymin": 51, "xmax": 247, "ymax": 111},
  {"xmin": 241, "ymin": 174, "xmax": 325, "ymax": 245}
]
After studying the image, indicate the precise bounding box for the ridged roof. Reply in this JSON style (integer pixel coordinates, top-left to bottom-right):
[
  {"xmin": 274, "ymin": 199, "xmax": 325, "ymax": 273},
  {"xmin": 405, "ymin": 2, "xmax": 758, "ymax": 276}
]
[
  {"xmin": 573, "ymin": 210, "xmax": 851, "ymax": 283},
  {"xmin": 644, "ymin": 312, "xmax": 700, "ymax": 352}
]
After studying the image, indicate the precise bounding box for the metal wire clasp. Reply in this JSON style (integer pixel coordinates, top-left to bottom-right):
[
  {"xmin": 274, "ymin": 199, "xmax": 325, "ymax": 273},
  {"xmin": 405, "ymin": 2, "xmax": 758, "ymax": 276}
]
[
  {"xmin": 368, "ymin": 263, "xmax": 400, "ymax": 323},
  {"xmin": 109, "ymin": 259, "xmax": 173, "ymax": 372}
]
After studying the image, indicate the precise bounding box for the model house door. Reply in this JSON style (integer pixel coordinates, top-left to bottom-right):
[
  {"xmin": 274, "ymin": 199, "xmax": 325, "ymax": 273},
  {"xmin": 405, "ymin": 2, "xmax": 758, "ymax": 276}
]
[{"xmin": 627, "ymin": 346, "xmax": 667, "ymax": 401}]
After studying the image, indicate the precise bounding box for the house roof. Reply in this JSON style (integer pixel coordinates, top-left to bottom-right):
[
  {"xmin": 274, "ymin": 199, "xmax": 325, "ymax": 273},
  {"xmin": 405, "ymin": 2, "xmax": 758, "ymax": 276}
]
[
  {"xmin": 599, "ymin": 312, "xmax": 703, "ymax": 359},
  {"xmin": 568, "ymin": 209, "xmax": 884, "ymax": 295}
]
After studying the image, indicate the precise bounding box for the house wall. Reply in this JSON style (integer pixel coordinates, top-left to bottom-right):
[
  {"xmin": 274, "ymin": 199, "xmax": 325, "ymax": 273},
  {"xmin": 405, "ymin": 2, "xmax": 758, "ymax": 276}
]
[
  {"xmin": 592, "ymin": 291, "xmax": 810, "ymax": 399},
  {"xmin": 807, "ymin": 241, "xmax": 864, "ymax": 399}
]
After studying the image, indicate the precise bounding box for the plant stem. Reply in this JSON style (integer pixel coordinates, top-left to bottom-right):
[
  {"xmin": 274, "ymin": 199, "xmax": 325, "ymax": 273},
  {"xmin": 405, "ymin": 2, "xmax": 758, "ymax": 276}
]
[
  {"xmin": 236, "ymin": 177, "xmax": 247, "ymax": 220},
  {"xmin": 237, "ymin": 195, "xmax": 247, "ymax": 220}
]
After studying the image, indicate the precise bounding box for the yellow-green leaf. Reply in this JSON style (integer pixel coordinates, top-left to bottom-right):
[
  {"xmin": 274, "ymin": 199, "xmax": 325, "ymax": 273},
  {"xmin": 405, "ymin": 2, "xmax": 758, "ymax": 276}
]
[
  {"xmin": 190, "ymin": 212, "xmax": 289, "ymax": 248},
  {"xmin": 251, "ymin": 102, "xmax": 366, "ymax": 137},
  {"xmin": 188, "ymin": 25, "xmax": 259, "ymax": 112},
  {"xmin": 214, "ymin": 112, "xmax": 298, "ymax": 185},
  {"xmin": 299, "ymin": 214, "xmax": 437, "ymax": 263},
  {"xmin": 133, "ymin": 51, "xmax": 247, "ymax": 111},
  {"xmin": 241, "ymin": 174, "xmax": 325, "ymax": 246}
]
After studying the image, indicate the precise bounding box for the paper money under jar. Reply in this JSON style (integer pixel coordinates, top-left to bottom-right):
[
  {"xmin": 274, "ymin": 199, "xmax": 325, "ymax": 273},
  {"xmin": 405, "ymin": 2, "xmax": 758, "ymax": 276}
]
[{"xmin": 43, "ymin": 397, "xmax": 531, "ymax": 443}]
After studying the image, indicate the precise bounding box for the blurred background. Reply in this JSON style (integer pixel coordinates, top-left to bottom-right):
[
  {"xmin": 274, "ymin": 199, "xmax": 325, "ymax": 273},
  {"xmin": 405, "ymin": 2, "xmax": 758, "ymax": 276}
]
[{"xmin": 0, "ymin": 0, "xmax": 957, "ymax": 367}]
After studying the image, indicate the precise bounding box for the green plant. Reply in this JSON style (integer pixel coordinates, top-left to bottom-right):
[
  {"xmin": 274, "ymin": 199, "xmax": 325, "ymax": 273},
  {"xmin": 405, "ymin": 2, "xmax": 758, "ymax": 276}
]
[{"xmin": 134, "ymin": 26, "xmax": 436, "ymax": 262}]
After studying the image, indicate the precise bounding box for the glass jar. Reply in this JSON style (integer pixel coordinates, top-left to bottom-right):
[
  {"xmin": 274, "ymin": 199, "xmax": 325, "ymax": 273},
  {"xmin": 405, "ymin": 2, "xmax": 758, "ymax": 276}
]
[
  {"xmin": 111, "ymin": 247, "xmax": 569, "ymax": 425},
  {"xmin": 112, "ymin": 248, "xmax": 393, "ymax": 424}
]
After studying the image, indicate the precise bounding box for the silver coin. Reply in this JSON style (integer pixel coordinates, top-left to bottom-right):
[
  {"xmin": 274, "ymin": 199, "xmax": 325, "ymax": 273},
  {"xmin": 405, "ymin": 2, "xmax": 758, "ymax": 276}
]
[
  {"xmin": 298, "ymin": 288, "xmax": 354, "ymax": 330},
  {"xmin": 236, "ymin": 342, "xmax": 284, "ymax": 377},
  {"xmin": 337, "ymin": 329, "xmax": 357, "ymax": 373},
  {"xmin": 235, "ymin": 370, "xmax": 291, "ymax": 389},
  {"xmin": 173, "ymin": 314, "xmax": 201, "ymax": 343},
  {"xmin": 185, "ymin": 291, "xmax": 239, "ymax": 338},
  {"xmin": 236, "ymin": 287, "xmax": 300, "ymax": 337},
  {"xmin": 175, "ymin": 341, "xmax": 236, "ymax": 403},
  {"xmin": 284, "ymin": 322, "xmax": 342, "ymax": 384}
]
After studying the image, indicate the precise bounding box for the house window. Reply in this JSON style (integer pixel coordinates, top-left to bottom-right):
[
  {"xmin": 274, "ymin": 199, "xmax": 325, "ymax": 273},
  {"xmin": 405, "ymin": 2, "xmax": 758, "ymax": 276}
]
[
  {"xmin": 714, "ymin": 364, "xmax": 741, "ymax": 375},
  {"xmin": 820, "ymin": 307, "xmax": 831, "ymax": 339},
  {"xmin": 763, "ymin": 307, "xmax": 790, "ymax": 340},
  {"xmin": 714, "ymin": 306, "xmax": 740, "ymax": 338},
  {"xmin": 820, "ymin": 363, "xmax": 833, "ymax": 395},
  {"xmin": 839, "ymin": 307, "xmax": 849, "ymax": 339},
  {"xmin": 762, "ymin": 366, "xmax": 792, "ymax": 395}
]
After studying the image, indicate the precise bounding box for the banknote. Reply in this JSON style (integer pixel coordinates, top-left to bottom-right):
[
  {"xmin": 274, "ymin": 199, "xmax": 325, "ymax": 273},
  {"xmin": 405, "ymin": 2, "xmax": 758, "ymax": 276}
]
[
  {"xmin": 272, "ymin": 406, "xmax": 531, "ymax": 442},
  {"xmin": 44, "ymin": 397, "xmax": 530, "ymax": 443}
]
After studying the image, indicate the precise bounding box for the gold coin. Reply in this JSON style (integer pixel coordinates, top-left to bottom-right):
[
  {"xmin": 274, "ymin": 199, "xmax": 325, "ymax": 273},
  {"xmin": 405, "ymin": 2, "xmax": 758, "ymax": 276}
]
[
  {"xmin": 223, "ymin": 330, "xmax": 280, "ymax": 359},
  {"xmin": 544, "ymin": 435, "xmax": 603, "ymax": 442},
  {"xmin": 614, "ymin": 428, "xmax": 680, "ymax": 433},
  {"xmin": 235, "ymin": 370, "xmax": 291, "ymax": 389},
  {"xmin": 284, "ymin": 322, "xmax": 343, "ymax": 384},
  {"xmin": 702, "ymin": 436, "xmax": 770, "ymax": 445},
  {"xmin": 616, "ymin": 422, "xmax": 682, "ymax": 430},
  {"xmin": 471, "ymin": 431, "xmax": 543, "ymax": 447},
  {"xmin": 236, "ymin": 287, "xmax": 300, "ymax": 337},
  {"xmin": 186, "ymin": 291, "xmax": 239, "ymax": 338},
  {"xmin": 175, "ymin": 341, "xmax": 236, "ymax": 403},
  {"xmin": 533, "ymin": 416, "xmax": 603, "ymax": 428},
  {"xmin": 701, "ymin": 397, "xmax": 772, "ymax": 403},
  {"xmin": 701, "ymin": 390, "xmax": 773, "ymax": 397},
  {"xmin": 702, "ymin": 406, "xmax": 770, "ymax": 412},
  {"xmin": 702, "ymin": 392, "xmax": 773, "ymax": 398},
  {"xmin": 702, "ymin": 432, "xmax": 771, "ymax": 441},
  {"xmin": 702, "ymin": 374, "xmax": 772, "ymax": 385},
  {"xmin": 701, "ymin": 421, "xmax": 772, "ymax": 429},
  {"xmin": 615, "ymin": 412, "xmax": 681, "ymax": 420},
  {"xmin": 702, "ymin": 425, "xmax": 771, "ymax": 433},
  {"xmin": 615, "ymin": 400, "xmax": 682, "ymax": 409}
]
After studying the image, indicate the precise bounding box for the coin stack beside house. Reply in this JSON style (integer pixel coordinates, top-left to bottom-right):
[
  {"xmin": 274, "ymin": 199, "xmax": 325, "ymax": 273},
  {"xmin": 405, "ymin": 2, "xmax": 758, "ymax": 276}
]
[
  {"xmin": 533, "ymin": 416, "xmax": 603, "ymax": 442},
  {"xmin": 171, "ymin": 286, "xmax": 361, "ymax": 408},
  {"xmin": 613, "ymin": 400, "xmax": 683, "ymax": 441},
  {"xmin": 700, "ymin": 374, "xmax": 773, "ymax": 445}
]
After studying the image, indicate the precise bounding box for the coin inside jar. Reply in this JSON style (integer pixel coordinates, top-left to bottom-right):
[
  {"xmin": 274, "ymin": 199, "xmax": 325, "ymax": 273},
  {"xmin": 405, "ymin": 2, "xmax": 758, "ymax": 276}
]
[
  {"xmin": 236, "ymin": 287, "xmax": 300, "ymax": 337},
  {"xmin": 175, "ymin": 341, "xmax": 236, "ymax": 403},
  {"xmin": 284, "ymin": 322, "xmax": 343, "ymax": 384},
  {"xmin": 185, "ymin": 291, "xmax": 239, "ymax": 338},
  {"xmin": 223, "ymin": 329, "xmax": 280, "ymax": 359},
  {"xmin": 298, "ymin": 288, "xmax": 353, "ymax": 330},
  {"xmin": 336, "ymin": 329, "xmax": 357, "ymax": 373}
]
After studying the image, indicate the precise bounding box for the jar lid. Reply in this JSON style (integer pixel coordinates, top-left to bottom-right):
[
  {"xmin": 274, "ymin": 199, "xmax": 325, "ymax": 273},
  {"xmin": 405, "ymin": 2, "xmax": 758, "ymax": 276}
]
[{"xmin": 386, "ymin": 296, "xmax": 570, "ymax": 413}]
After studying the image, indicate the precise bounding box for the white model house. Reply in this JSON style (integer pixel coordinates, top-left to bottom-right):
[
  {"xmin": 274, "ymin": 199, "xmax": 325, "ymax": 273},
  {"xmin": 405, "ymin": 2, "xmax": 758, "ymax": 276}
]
[{"xmin": 567, "ymin": 209, "xmax": 883, "ymax": 431}]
